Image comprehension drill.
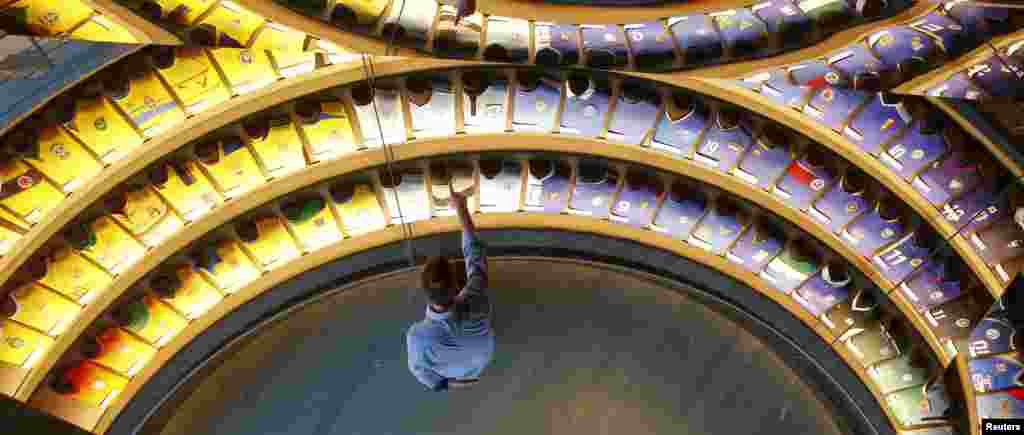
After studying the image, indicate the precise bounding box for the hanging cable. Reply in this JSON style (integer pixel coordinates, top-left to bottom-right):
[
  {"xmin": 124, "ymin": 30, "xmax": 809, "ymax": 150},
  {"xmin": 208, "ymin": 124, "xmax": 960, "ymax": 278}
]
[{"xmin": 359, "ymin": 53, "xmax": 417, "ymax": 269}]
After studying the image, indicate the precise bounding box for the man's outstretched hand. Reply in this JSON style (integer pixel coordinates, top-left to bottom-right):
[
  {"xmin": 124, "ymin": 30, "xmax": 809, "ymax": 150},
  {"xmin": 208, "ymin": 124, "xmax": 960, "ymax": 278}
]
[{"xmin": 448, "ymin": 179, "xmax": 470, "ymax": 208}]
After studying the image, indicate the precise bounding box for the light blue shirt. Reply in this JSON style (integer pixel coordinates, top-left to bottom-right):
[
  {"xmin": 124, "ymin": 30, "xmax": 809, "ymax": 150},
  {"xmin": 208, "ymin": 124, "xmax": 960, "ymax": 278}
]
[{"xmin": 406, "ymin": 229, "xmax": 494, "ymax": 390}]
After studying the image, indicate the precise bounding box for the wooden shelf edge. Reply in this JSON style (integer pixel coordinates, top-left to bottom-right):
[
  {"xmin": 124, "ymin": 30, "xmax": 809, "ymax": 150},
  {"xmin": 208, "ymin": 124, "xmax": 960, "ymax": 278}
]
[
  {"xmin": 954, "ymin": 339, "xmax": 981, "ymax": 435},
  {"xmin": 895, "ymin": 28, "xmax": 1024, "ymax": 97},
  {"xmin": 90, "ymin": 214, "xmax": 877, "ymax": 434},
  {"xmin": 929, "ymin": 97, "xmax": 1024, "ymax": 179},
  {"xmin": 80, "ymin": 0, "xmax": 183, "ymax": 45},
  {"xmin": 475, "ymin": 0, "xmax": 753, "ymax": 24},
  {"xmin": 0, "ymin": 45, "xmax": 144, "ymax": 139}
]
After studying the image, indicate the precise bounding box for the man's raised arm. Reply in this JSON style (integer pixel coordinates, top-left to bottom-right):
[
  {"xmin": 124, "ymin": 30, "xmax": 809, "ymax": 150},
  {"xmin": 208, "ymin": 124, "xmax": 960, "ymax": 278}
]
[{"xmin": 450, "ymin": 181, "xmax": 487, "ymax": 303}]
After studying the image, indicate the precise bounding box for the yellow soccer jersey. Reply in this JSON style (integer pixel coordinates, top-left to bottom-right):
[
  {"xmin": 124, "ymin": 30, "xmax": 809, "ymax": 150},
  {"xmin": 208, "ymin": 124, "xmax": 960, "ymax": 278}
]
[
  {"xmin": 108, "ymin": 72, "xmax": 186, "ymax": 139},
  {"xmin": 76, "ymin": 216, "xmax": 146, "ymax": 275},
  {"xmin": 151, "ymin": 161, "xmax": 220, "ymax": 222},
  {"xmin": 283, "ymin": 198, "xmax": 341, "ymax": 252},
  {"xmin": 119, "ymin": 294, "xmax": 188, "ymax": 347},
  {"xmin": 58, "ymin": 361, "xmax": 128, "ymax": 409},
  {"xmin": 90, "ymin": 327, "xmax": 157, "ymax": 376},
  {"xmin": 153, "ymin": 0, "xmax": 218, "ymax": 25},
  {"xmin": 0, "ymin": 320, "xmax": 52, "ymax": 368},
  {"xmin": 196, "ymin": 239, "xmax": 258, "ymax": 293},
  {"xmin": 241, "ymin": 216, "xmax": 300, "ymax": 269},
  {"xmin": 7, "ymin": 283, "xmax": 80, "ymax": 336},
  {"xmin": 154, "ymin": 47, "xmax": 230, "ymax": 115},
  {"xmin": 28, "ymin": 125, "xmax": 102, "ymax": 193},
  {"xmin": 337, "ymin": 0, "xmax": 388, "ymax": 25},
  {"xmin": 0, "ymin": 223, "xmax": 21, "ymax": 257},
  {"xmin": 195, "ymin": 139, "xmax": 265, "ymax": 198},
  {"xmin": 0, "ymin": 159, "xmax": 63, "ymax": 225},
  {"xmin": 298, "ymin": 101, "xmax": 358, "ymax": 161},
  {"xmin": 159, "ymin": 266, "xmax": 222, "ymax": 320},
  {"xmin": 67, "ymin": 14, "xmax": 136, "ymax": 43},
  {"xmin": 251, "ymin": 21, "xmax": 307, "ymax": 53},
  {"xmin": 110, "ymin": 186, "xmax": 183, "ymax": 248},
  {"xmin": 36, "ymin": 246, "xmax": 111, "ymax": 304},
  {"xmin": 64, "ymin": 95, "xmax": 142, "ymax": 164},
  {"xmin": 195, "ymin": 1, "xmax": 265, "ymax": 47},
  {"xmin": 208, "ymin": 47, "xmax": 277, "ymax": 95},
  {"xmin": 266, "ymin": 47, "xmax": 317, "ymax": 79},
  {"xmin": 6, "ymin": 0, "xmax": 92, "ymax": 36},
  {"xmin": 334, "ymin": 183, "xmax": 386, "ymax": 236},
  {"xmin": 246, "ymin": 119, "xmax": 307, "ymax": 178}
]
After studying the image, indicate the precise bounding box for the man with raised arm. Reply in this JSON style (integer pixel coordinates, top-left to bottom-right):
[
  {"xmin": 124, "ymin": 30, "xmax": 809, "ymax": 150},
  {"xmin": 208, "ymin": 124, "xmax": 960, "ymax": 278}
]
[{"xmin": 406, "ymin": 179, "xmax": 494, "ymax": 392}]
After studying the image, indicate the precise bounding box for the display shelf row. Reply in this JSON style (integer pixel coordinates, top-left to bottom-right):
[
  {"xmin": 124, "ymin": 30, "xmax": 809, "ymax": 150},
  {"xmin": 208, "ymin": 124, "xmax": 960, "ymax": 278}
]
[
  {"xmin": 9, "ymin": 150, "xmax": 961, "ymax": 433},
  {"xmin": 736, "ymin": 2, "xmax": 1024, "ymax": 95},
  {"xmin": 900, "ymin": 28, "xmax": 1024, "ymax": 100},
  {"xmin": 0, "ymin": 0, "xmax": 167, "ymax": 43},
  {"xmin": 89, "ymin": 0, "xmax": 937, "ymax": 71},
  {"xmin": 0, "ymin": 64, "xmax": 1014, "ymax": 388}
]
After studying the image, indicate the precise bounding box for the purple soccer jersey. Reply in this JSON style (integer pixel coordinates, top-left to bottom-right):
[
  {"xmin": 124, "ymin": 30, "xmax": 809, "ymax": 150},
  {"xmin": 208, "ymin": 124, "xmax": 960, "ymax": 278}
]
[
  {"xmin": 606, "ymin": 85, "xmax": 660, "ymax": 145},
  {"xmin": 753, "ymin": 68, "xmax": 813, "ymax": 109},
  {"xmin": 524, "ymin": 159, "xmax": 572, "ymax": 213},
  {"xmin": 733, "ymin": 133, "xmax": 797, "ymax": 190},
  {"xmin": 913, "ymin": 149, "xmax": 982, "ymax": 206},
  {"xmin": 651, "ymin": 184, "xmax": 708, "ymax": 239},
  {"xmin": 970, "ymin": 353, "xmax": 1024, "ymax": 393},
  {"xmin": 967, "ymin": 312, "xmax": 1017, "ymax": 359},
  {"xmin": 842, "ymin": 93, "xmax": 911, "ymax": 156},
  {"xmin": 943, "ymin": 0, "xmax": 1012, "ymax": 44},
  {"xmin": 821, "ymin": 289, "xmax": 879, "ymax": 340},
  {"xmin": 907, "ymin": 11, "xmax": 970, "ymax": 58},
  {"xmin": 926, "ymin": 71, "xmax": 987, "ymax": 100},
  {"xmin": 727, "ymin": 223, "xmax": 784, "ymax": 273},
  {"xmin": 689, "ymin": 202, "xmax": 745, "ymax": 255},
  {"xmin": 872, "ymin": 231, "xmax": 933, "ymax": 285},
  {"xmin": 866, "ymin": 26, "xmax": 940, "ymax": 72},
  {"xmin": 668, "ymin": 14, "xmax": 724, "ymax": 65},
  {"xmin": 751, "ymin": 0, "xmax": 811, "ymax": 48},
  {"xmin": 827, "ymin": 43, "xmax": 887, "ymax": 84},
  {"xmin": 624, "ymin": 21, "xmax": 678, "ymax": 70},
  {"xmin": 773, "ymin": 156, "xmax": 835, "ymax": 211},
  {"xmin": 808, "ymin": 174, "xmax": 870, "ymax": 233},
  {"xmin": 898, "ymin": 261, "xmax": 965, "ymax": 313},
  {"xmin": 841, "ymin": 202, "xmax": 907, "ymax": 257},
  {"xmin": 924, "ymin": 294, "xmax": 986, "ymax": 350},
  {"xmin": 969, "ymin": 212, "xmax": 1024, "ymax": 269},
  {"xmin": 868, "ymin": 354, "xmax": 931, "ymax": 395},
  {"xmin": 610, "ymin": 171, "xmax": 663, "ymax": 227},
  {"xmin": 711, "ymin": 8, "xmax": 770, "ymax": 59},
  {"xmin": 580, "ymin": 24, "xmax": 629, "ymax": 68},
  {"xmin": 966, "ymin": 56, "xmax": 1024, "ymax": 98},
  {"xmin": 650, "ymin": 98, "xmax": 708, "ymax": 157},
  {"xmin": 761, "ymin": 242, "xmax": 819, "ymax": 294},
  {"xmin": 803, "ymin": 85, "xmax": 869, "ymax": 132},
  {"xmin": 878, "ymin": 121, "xmax": 948, "ymax": 181},
  {"xmin": 944, "ymin": 183, "xmax": 1010, "ymax": 235},
  {"xmin": 569, "ymin": 161, "xmax": 619, "ymax": 218},
  {"xmin": 693, "ymin": 115, "xmax": 754, "ymax": 172},
  {"xmin": 560, "ymin": 78, "xmax": 611, "ymax": 138},
  {"xmin": 977, "ymin": 388, "xmax": 1024, "ymax": 420},
  {"xmin": 793, "ymin": 265, "xmax": 853, "ymax": 317},
  {"xmin": 512, "ymin": 75, "xmax": 561, "ymax": 132},
  {"xmin": 535, "ymin": 23, "xmax": 580, "ymax": 66}
]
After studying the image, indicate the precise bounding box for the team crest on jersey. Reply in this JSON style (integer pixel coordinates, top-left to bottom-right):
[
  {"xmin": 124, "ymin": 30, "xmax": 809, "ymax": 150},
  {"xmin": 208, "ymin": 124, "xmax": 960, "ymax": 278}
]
[
  {"xmin": 882, "ymin": 228, "xmax": 895, "ymax": 239},
  {"xmin": 535, "ymin": 98, "xmax": 548, "ymax": 113},
  {"xmin": 911, "ymin": 149, "xmax": 924, "ymax": 160},
  {"xmin": 822, "ymin": 88, "xmax": 834, "ymax": 102},
  {"xmin": 583, "ymin": 105, "xmax": 598, "ymax": 118},
  {"xmin": 51, "ymin": 144, "xmax": 69, "ymax": 160},
  {"xmin": 988, "ymin": 329, "xmax": 1001, "ymax": 340},
  {"xmin": 930, "ymin": 291, "xmax": 944, "ymax": 300},
  {"xmin": 810, "ymin": 179, "xmax": 825, "ymax": 191},
  {"xmin": 956, "ymin": 318, "xmax": 970, "ymax": 328},
  {"xmin": 949, "ymin": 178, "xmax": 963, "ymax": 191},
  {"xmin": 16, "ymin": 174, "xmax": 36, "ymax": 189},
  {"xmin": 94, "ymin": 117, "xmax": 107, "ymax": 131},
  {"xmin": 846, "ymin": 202, "xmax": 859, "ymax": 213},
  {"xmin": 241, "ymin": 51, "xmax": 253, "ymax": 64},
  {"xmin": 910, "ymin": 258, "xmax": 923, "ymax": 267},
  {"xmin": 911, "ymin": 37, "xmax": 924, "ymax": 51},
  {"xmin": 592, "ymin": 196, "xmax": 604, "ymax": 206}
]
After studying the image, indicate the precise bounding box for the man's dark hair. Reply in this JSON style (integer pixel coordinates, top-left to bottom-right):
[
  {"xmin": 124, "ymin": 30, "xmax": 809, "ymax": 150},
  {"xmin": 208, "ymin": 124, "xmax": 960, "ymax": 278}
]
[{"xmin": 422, "ymin": 256, "xmax": 455, "ymax": 307}]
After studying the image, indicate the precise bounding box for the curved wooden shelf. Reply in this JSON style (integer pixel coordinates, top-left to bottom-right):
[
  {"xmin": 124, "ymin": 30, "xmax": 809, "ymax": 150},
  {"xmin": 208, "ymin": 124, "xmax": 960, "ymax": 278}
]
[
  {"xmin": 0, "ymin": 43, "xmax": 142, "ymax": 139},
  {"xmin": 954, "ymin": 339, "xmax": 981, "ymax": 435},
  {"xmin": 895, "ymin": 28, "xmax": 1024, "ymax": 97},
  {"xmin": 475, "ymin": 0, "xmax": 753, "ymax": 24},
  {"xmin": 688, "ymin": 0, "xmax": 937, "ymax": 79},
  {"xmin": 234, "ymin": 0, "xmax": 421, "ymax": 56},
  {"xmin": 17, "ymin": 133, "xmax": 953, "ymax": 403},
  {"xmin": 89, "ymin": 215, "xmax": 870, "ymax": 434},
  {"xmin": 642, "ymin": 74, "xmax": 1008, "ymax": 299},
  {"xmin": 80, "ymin": 0, "xmax": 183, "ymax": 45},
  {"xmin": 0, "ymin": 56, "xmax": 467, "ymax": 321}
]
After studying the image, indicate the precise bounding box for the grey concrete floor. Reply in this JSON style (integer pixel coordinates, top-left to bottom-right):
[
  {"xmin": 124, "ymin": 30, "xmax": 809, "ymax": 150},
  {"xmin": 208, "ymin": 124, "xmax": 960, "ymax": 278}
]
[{"xmin": 154, "ymin": 258, "xmax": 846, "ymax": 435}]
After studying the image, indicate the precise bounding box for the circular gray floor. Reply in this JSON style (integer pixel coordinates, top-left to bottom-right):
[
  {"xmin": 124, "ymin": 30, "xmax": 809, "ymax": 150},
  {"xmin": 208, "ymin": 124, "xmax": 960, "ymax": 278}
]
[{"xmin": 154, "ymin": 258, "xmax": 846, "ymax": 435}]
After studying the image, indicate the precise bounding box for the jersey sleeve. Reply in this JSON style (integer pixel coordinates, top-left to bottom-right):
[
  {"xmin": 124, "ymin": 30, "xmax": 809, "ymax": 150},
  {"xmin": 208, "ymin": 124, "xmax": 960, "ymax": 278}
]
[{"xmin": 461, "ymin": 228, "xmax": 488, "ymax": 298}]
